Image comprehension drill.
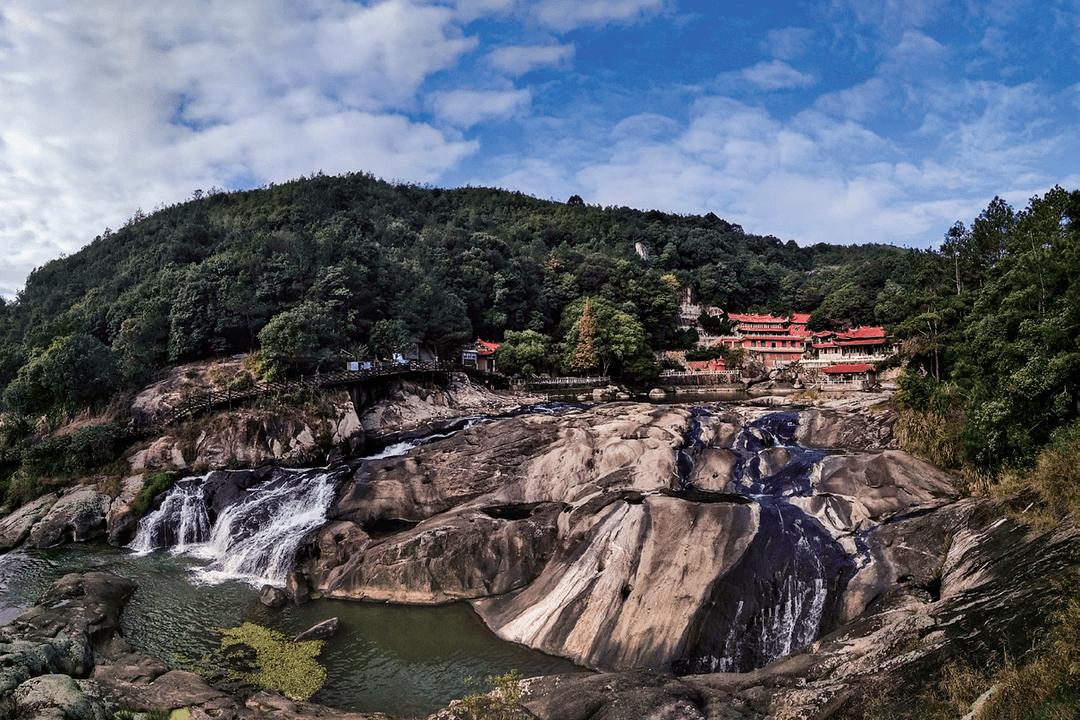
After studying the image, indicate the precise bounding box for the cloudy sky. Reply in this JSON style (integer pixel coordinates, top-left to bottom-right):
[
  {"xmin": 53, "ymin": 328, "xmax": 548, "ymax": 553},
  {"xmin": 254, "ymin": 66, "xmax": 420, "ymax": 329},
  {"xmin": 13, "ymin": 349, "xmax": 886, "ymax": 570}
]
[{"xmin": 2, "ymin": 0, "xmax": 1079, "ymax": 297}]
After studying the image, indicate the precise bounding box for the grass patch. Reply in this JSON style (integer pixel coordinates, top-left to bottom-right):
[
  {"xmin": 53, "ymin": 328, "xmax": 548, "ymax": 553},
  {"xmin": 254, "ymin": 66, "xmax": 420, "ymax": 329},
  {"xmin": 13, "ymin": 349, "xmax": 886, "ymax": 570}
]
[
  {"xmin": 458, "ymin": 670, "xmax": 527, "ymax": 720},
  {"xmin": 974, "ymin": 583, "xmax": 1080, "ymax": 719}
]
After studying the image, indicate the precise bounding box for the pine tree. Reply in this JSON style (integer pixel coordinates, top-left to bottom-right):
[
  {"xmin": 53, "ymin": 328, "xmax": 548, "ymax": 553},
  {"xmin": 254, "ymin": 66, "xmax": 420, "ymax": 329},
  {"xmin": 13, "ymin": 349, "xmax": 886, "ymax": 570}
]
[{"xmin": 571, "ymin": 299, "xmax": 599, "ymax": 373}]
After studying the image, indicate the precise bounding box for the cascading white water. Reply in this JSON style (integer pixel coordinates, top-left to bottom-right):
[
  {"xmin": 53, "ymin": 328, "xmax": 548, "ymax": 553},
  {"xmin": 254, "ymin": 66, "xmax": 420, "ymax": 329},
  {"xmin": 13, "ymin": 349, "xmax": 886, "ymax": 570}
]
[
  {"xmin": 678, "ymin": 410, "xmax": 846, "ymax": 674},
  {"xmin": 190, "ymin": 468, "xmax": 341, "ymax": 586},
  {"xmin": 127, "ymin": 436, "xmax": 432, "ymax": 587},
  {"xmin": 128, "ymin": 477, "xmax": 212, "ymax": 554},
  {"xmin": 129, "ymin": 468, "xmax": 341, "ymax": 587}
]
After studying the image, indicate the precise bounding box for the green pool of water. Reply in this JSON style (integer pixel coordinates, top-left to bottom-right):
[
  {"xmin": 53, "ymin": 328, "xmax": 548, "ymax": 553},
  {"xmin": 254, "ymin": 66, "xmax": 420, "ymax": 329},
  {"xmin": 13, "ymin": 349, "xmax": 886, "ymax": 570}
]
[{"xmin": 0, "ymin": 545, "xmax": 584, "ymax": 717}]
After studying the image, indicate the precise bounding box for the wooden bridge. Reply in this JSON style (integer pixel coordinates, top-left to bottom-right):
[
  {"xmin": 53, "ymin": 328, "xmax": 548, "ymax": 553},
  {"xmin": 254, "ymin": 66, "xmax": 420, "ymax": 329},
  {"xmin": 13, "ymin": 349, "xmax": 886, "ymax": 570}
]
[{"xmin": 147, "ymin": 361, "xmax": 508, "ymax": 430}]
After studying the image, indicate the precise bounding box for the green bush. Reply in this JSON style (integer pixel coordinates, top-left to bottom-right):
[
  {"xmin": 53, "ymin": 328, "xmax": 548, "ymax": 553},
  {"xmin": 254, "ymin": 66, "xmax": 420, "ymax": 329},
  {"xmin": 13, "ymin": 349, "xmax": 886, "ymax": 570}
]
[
  {"xmin": 0, "ymin": 468, "xmax": 48, "ymax": 513},
  {"xmin": 459, "ymin": 670, "xmax": 526, "ymax": 720},
  {"xmin": 227, "ymin": 372, "xmax": 255, "ymax": 392},
  {"xmin": 133, "ymin": 471, "xmax": 178, "ymax": 518},
  {"xmin": 18, "ymin": 420, "xmax": 131, "ymax": 478}
]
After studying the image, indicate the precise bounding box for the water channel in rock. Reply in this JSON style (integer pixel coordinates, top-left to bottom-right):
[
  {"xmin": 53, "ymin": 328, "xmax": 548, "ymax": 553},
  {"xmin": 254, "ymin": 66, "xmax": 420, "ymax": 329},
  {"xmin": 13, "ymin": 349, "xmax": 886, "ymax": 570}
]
[{"xmin": 0, "ymin": 403, "xmax": 852, "ymax": 713}]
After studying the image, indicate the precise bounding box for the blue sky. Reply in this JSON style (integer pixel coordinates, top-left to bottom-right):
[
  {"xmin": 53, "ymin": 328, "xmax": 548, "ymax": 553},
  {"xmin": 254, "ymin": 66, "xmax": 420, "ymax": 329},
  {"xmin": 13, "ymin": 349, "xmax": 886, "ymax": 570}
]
[{"xmin": 2, "ymin": 0, "xmax": 1078, "ymax": 297}]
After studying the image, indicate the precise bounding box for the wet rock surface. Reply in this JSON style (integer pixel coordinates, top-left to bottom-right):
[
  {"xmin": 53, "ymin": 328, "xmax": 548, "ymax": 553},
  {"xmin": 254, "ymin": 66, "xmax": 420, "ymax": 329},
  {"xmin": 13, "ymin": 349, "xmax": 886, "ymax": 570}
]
[
  {"xmin": 1, "ymin": 572, "xmax": 387, "ymax": 720},
  {"xmin": 5, "ymin": 393, "xmax": 1078, "ymax": 719}
]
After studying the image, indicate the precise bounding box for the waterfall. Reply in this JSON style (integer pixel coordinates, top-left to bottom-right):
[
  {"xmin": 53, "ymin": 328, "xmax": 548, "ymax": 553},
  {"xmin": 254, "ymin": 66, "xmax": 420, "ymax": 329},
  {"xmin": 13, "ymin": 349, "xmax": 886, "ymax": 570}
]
[
  {"xmin": 677, "ymin": 410, "xmax": 848, "ymax": 674},
  {"xmin": 126, "ymin": 430, "xmax": 444, "ymax": 587},
  {"xmin": 129, "ymin": 467, "xmax": 343, "ymax": 587},
  {"xmin": 128, "ymin": 477, "xmax": 212, "ymax": 554}
]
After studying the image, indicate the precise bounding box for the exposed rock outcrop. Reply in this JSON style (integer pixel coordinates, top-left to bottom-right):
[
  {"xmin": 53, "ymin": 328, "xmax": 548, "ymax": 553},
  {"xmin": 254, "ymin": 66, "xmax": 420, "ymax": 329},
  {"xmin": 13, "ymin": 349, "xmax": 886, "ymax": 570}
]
[
  {"xmin": 0, "ymin": 493, "xmax": 57, "ymax": 552},
  {"xmin": 26, "ymin": 487, "xmax": 111, "ymax": 549},
  {"xmin": 507, "ymin": 501, "xmax": 1080, "ymax": 720},
  {"xmin": 298, "ymin": 401, "xmax": 959, "ymax": 676},
  {"xmin": 5, "ymin": 395, "xmax": 1078, "ymax": 720}
]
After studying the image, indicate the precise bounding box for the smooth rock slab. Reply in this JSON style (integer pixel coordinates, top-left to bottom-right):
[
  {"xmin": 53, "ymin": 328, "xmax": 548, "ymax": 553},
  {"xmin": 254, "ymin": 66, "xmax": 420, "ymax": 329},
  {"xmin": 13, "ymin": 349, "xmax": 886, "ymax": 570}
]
[
  {"xmin": 475, "ymin": 495, "xmax": 760, "ymax": 671},
  {"xmin": 0, "ymin": 494, "xmax": 58, "ymax": 551}
]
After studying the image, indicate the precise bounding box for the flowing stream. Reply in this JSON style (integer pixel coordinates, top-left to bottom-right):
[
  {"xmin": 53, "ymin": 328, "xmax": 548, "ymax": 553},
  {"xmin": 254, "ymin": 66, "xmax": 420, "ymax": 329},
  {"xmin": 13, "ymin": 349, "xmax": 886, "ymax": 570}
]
[
  {"xmin": 129, "ymin": 466, "xmax": 343, "ymax": 587},
  {"xmin": 675, "ymin": 410, "xmax": 850, "ymax": 674},
  {"xmin": 1, "ymin": 404, "xmax": 852, "ymax": 712}
]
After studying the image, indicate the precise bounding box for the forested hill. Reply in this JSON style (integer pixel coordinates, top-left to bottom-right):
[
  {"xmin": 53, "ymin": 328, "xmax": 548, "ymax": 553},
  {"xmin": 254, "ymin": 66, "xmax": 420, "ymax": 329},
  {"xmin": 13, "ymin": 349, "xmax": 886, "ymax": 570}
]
[
  {"xmin": 2, "ymin": 172, "xmax": 1078, "ymax": 479},
  {"xmin": 0, "ymin": 171, "xmax": 902, "ymax": 392}
]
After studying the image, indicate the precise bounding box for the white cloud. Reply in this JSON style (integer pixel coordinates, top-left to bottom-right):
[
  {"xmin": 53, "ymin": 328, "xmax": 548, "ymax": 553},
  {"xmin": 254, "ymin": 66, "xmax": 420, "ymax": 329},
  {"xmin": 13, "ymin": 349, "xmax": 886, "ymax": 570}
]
[
  {"xmin": 0, "ymin": 0, "xmax": 483, "ymax": 295},
  {"xmin": 491, "ymin": 84, "xmax": 1072, "ymax": 252},
  {"xmin": 814, "ymin": 78, "xmax": 891, "ymax": 121},
  {"xmin": 838, "ymin": 0, "xmax": 949, "ymax": 31},
  {"xmin": 764, "ymin": 27, "xmax": 814, "ymax": 60},
  {"xmin": 532, "ymin": 0, "xmax": 669, "ymax": 32},
  {"xmin": 429, "ymin": 88, "xmax": 532, "ymax": 128},
  {"xmin": 883, "ymin": 29, "xmax": 948, "ymax": 69},
  {"xmin": 489, "ymin": 44, "xmax": 575, "ymax": 76},
  {"xmin": 722, "ymin": 60, "xmax": 815, "ymax": 91}
]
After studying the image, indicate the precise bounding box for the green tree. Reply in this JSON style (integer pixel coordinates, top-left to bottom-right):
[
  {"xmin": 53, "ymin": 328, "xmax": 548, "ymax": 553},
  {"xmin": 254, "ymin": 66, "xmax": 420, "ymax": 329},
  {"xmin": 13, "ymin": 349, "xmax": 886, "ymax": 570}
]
[
  {"xmin": 561, "ymin": 296, "xmax": 648, "ymax": 377},
  {"xmin": 495, "ymin": 330, "xmax": 550, "ymax": 376},
  {"xmin": 398, "ymin": 283, "xmax": 472, "ymax": 361},
  {"xmin": 257, "ymin": 301, "xmax": 338, "ymax": 372},
  {"xmin": 3, "ymin": 334, "xmax": 121, "ymax": 417},
  {"xmin": 955, "ymin": 187, "xmax": 1080, "ymax": 470},
  {"xmin": 369, "ymin": 318, "xmax": 412, "ymax": 360}
]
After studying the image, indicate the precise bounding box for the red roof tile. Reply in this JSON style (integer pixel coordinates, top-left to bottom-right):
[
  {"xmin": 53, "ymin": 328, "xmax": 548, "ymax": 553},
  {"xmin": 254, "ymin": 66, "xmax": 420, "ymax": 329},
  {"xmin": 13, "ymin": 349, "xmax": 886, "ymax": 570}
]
[{"xmin": 822, "ymin": 363, "xmax": 874, "ymax": 373}]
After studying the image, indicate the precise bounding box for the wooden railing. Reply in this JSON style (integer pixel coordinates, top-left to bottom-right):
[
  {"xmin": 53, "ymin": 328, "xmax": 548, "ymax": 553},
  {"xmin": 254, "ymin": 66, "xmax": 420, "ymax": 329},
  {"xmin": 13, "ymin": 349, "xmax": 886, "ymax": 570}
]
[
  {"xmin": 658, "ymin": 370, "xmax": 741, "ymax": 386},
  {"xmin": 147, "ymin": 362, "xmax": 499, "ymax": 430}
]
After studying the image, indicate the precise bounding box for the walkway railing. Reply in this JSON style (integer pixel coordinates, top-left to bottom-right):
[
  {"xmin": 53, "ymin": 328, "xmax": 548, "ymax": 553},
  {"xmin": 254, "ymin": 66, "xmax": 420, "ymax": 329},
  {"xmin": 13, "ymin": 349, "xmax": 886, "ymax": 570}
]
[
  {"xmin": 511, "ymin": 375, "xmax": 609, "ymax": 389},
  {"xmin": 148, "ymin": 361, "xmax": 499, "ymax": 429},
  {"xmin": 658, "ymin": 370, "xmax": 741, "ymax": 386}
]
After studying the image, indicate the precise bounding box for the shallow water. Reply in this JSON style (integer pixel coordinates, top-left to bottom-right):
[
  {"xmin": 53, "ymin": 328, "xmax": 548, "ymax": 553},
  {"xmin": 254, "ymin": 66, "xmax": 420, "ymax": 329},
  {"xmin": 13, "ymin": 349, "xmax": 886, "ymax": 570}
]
[{"xmin": 0, "ymin": 545, "xmax": 582, "ymax": 717}]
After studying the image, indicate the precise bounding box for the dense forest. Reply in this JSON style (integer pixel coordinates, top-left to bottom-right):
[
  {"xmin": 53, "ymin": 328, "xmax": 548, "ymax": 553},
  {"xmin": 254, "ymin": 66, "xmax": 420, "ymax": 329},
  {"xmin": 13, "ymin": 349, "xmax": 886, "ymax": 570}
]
[
  {"xmin": 0, "ymin": 172, "xmax": 1077, "ymax": 492},
  {"xmin": 0, "ymin": 171, "xmax": 903, "ymax": 399}
]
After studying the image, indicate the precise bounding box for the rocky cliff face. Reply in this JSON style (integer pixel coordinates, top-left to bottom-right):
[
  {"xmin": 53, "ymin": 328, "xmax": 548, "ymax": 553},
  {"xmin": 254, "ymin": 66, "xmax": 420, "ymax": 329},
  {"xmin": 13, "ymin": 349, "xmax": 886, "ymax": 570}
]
[
  {"xmin": 296, "ymin": 395, "xmax": 964, "ymax": 679},
  {"xmin": 5, "ymin": 389, "xmax": 1076, "ymax": 719}
]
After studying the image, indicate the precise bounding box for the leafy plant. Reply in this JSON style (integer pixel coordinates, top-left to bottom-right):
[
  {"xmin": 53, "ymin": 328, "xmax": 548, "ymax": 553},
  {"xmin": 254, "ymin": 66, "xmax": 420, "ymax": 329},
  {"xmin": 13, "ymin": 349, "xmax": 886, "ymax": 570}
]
[
  {"xmin": 459, "ymin": 670, "xmax": 526, "ymax": 720},
  {"xmin": 133, "ymin": 471, "xmax": 178, "ymax": 518}
]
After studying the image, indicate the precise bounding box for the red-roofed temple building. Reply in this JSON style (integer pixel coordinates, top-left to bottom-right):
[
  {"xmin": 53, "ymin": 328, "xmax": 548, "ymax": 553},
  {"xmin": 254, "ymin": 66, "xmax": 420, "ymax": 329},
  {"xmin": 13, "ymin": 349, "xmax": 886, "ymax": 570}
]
[{"xmin": 712, "ymin": 313, "xmax": 895, "ymax": 369}]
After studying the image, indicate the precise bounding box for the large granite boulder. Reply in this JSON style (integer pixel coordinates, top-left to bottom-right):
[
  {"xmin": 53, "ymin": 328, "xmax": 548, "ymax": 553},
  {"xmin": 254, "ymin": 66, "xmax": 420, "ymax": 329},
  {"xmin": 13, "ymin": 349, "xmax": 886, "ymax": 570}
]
[
  {"xmin": 505, "ymin": 500, "xmax": 1080, "ymax": 719},
  {"xmin": 321, "ymin": 502, "xmax": 563, "ymax": 603},
  {"xmin": 0, "ymin": 494, "xmax": 58, "ymax": 552},
  {"xmin": 26, "ymin": 488, "xmax": 111, "ymax": 549},
  {"xmin": 307, "ymin": 402, "xmax": 959, "ymax": 675}
]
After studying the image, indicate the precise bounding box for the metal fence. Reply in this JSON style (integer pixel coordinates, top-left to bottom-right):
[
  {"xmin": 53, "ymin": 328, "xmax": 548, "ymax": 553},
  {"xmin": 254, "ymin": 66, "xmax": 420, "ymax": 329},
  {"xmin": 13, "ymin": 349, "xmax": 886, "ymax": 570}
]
[{"xmin": 510, "ymin": 376, "xmax": 609, "ymax": 389}]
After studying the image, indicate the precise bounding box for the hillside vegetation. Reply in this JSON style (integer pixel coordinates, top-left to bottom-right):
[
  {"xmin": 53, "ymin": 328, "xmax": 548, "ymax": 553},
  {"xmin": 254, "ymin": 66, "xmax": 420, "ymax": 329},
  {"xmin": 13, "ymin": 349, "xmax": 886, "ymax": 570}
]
[
  {"xmin": 0, "ymin": 173, "xmax": 1076, "ymax": 505},
  {"xmin": 0, "ymin": 172, "xmax": 902, "ymax": 395}
]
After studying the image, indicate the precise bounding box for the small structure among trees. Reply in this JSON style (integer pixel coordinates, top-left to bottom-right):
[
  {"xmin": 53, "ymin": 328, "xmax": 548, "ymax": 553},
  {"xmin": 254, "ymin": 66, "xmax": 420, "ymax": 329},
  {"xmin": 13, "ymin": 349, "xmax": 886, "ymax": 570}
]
[
  {"xmin": 820, "ymin": 363, "xmax": 877, "ymax": 389},
  {"xmin": 461, "ymin": 338, "xmax": 500, "ymax": 373}
]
